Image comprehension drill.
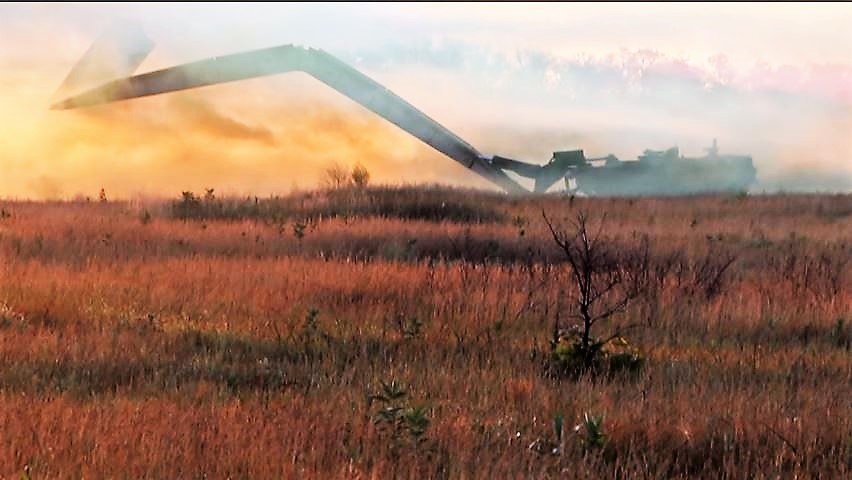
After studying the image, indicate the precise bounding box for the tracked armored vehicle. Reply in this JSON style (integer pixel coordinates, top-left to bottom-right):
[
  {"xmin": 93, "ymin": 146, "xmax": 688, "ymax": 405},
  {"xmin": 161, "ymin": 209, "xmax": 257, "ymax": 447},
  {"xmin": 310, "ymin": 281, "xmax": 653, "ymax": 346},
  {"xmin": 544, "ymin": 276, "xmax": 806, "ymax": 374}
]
[
  {"xmin": 564, "ymin": 140, "xmax": 756, "ymax": 195},
  {"xmin": 491, "ymin": 140, "xmax": 756, "ymax": 195}
]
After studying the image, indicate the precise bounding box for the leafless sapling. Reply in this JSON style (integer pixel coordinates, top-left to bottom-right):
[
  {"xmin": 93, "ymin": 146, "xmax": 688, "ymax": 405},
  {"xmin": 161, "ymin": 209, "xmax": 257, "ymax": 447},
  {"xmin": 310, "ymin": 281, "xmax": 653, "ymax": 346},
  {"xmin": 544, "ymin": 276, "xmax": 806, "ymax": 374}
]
[{"xmin": 542, "ymin": 210, "xmax": 650, "ymax": 373}]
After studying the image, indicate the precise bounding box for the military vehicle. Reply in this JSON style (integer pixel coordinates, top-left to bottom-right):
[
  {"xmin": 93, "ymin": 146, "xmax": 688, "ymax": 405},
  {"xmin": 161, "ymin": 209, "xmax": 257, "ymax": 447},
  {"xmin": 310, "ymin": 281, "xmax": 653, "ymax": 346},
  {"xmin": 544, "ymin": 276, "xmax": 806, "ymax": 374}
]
[
  {"xmin": 566, "ymin": 141, "xmax": 756, "ymax": 196},
  {"xmin": 52, "ymin": 24, "xmax": 757, "ymax": 196},
  {"xmin": 492, "ymin": 140, "xmax": 756, "ymax": 195}
]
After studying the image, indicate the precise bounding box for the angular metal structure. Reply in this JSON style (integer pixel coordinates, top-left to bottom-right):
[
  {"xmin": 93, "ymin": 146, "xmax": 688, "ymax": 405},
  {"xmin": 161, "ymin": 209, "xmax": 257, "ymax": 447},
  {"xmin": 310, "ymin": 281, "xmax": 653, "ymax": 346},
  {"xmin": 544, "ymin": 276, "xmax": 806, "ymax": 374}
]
[
  {"xmin": 53, "ymin": 27, "xmax": 757, "ymax": 195},
  {"xmin": 53, "ymin": 20, "xmax": 155, "ymax": 102}
]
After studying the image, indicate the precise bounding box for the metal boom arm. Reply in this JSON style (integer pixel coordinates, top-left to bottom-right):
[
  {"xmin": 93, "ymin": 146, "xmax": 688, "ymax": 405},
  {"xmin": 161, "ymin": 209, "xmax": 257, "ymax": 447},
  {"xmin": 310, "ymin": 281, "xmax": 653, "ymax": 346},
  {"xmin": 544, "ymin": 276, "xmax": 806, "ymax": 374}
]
[{"xmin": 52, "ymin": 44, "xmax": 527, "ymax": 193}]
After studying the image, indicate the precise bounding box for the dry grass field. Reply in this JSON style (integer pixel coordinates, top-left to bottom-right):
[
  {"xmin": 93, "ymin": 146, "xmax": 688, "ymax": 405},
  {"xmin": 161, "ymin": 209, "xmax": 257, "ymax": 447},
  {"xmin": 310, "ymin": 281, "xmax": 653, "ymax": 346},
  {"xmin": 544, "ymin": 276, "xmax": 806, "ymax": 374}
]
[{"xmin": 0, "ymin": 186, "xmax": 849, "ymax": 478}]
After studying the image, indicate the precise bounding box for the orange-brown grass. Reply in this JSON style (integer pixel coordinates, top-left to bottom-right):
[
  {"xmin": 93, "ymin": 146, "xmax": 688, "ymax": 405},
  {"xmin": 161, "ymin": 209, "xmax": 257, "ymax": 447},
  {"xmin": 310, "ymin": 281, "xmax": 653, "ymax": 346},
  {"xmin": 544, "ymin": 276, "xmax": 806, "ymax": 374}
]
[{"xmin": 0, "ymin": 188, "xmax": 849, "ymax": 478}]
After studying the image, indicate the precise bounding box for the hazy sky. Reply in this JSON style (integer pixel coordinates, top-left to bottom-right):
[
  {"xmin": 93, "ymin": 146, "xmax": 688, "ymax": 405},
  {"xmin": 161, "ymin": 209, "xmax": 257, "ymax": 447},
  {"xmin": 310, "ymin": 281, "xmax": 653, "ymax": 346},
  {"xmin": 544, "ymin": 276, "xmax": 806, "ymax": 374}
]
[{"xmin": 2, "ymin": 2, "xmax": 851, "ymax": 198}]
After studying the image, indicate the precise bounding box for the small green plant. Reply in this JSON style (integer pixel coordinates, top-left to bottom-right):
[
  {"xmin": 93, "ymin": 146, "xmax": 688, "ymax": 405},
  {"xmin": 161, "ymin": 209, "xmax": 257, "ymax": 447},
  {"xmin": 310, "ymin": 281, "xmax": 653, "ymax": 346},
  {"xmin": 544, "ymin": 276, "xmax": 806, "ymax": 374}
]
[
  {"xmin": 303, "ymin": 307, "xmax": 320, "ymax": 335},
  {"xmin": 402, "ymin": 405, "xmax": 430, "ymax": 438},
  {"xmin": 298, "ymin": 307, "xmax": 332, "ymax": 354},
  {"xmin": 575, "ymin": 412, "xmax": 607, "ymax": 450},
  {"xmin": 553, "ymin": 412, "xmax": 564, "ymax": 445},
  {"xmin": 548, "ymin": 327, "xmax": 644, "ymax": 378},
  {"xmin": 292, "ymin": 221, "xmax": 307, "ymax": 243},
  {"xmin": 369, "ymin": 379, "xmax": 431, "ymax": 454},
  {"xmin": 395, "ymin": 314, "xmax": 423, "ymax": 340},
  {"xmin": 528, "ymin": 412, "xmax": 566, "ymax": 456},
  {"xmin": 832, "ymin": 317, "xmax": 849, "ymax": 349},
  {"xmin": 139, "ymin": 209, "xmax": 152, "ymax": 225},
  {"xmin": 512, "ymin": 215, "xmax": 527, "ymax": 237},
  {"xmin": 0, "ymin": 302, "xmax": 25, "ymax": 328}
]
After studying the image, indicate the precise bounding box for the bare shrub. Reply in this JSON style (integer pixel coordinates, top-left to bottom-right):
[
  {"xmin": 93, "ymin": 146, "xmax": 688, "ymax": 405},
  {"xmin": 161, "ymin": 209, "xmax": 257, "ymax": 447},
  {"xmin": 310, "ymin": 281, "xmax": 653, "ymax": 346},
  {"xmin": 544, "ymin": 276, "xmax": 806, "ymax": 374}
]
[
  {"xmin": 322, "ymin": 162, "xmax": 351, "ymax": 190},
  {"xmin": 690, "ymin": 245, "xmax": 738, "ymax": 299},
  {"xmin": 351, "ymin": 163, "xmax": 371, "ymax": 189},
  {"xmin": 542, "ymin": 210, "xmax": 650, "ymax": 377}
]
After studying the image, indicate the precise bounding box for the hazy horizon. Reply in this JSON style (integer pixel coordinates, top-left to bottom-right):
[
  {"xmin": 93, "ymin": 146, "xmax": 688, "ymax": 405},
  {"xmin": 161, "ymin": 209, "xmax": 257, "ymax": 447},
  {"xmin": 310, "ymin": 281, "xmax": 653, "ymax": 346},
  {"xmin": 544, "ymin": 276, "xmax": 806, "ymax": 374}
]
[{"xmin": 2, "ymin": 2, "xmax": 851, "ymax": 199}]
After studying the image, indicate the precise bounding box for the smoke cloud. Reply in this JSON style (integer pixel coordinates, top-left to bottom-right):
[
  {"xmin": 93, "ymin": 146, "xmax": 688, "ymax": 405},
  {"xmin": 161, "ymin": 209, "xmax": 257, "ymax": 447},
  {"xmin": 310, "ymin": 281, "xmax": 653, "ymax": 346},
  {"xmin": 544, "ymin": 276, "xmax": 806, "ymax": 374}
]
[{"xmin": 0, "ymin": 3, "xmax": 850, "ymax": 198}]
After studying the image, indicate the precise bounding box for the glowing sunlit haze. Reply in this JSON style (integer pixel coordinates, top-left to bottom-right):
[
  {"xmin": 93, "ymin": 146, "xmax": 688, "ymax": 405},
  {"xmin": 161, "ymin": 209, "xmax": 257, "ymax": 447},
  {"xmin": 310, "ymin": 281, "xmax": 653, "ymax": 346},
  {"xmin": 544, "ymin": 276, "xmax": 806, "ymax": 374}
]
[{"xmin": 2, "ymin": 2, "xmax": 851, "ymax": 199}]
